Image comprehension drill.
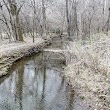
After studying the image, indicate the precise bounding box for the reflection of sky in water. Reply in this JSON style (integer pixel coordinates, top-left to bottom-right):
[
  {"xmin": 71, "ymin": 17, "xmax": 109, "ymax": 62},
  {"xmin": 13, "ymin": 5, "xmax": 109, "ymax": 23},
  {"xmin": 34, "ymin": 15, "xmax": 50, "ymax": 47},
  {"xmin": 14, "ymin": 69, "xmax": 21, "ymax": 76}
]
[{"xmin": 0, "ymin": 54, "xmax": 74, "ymax": 110}]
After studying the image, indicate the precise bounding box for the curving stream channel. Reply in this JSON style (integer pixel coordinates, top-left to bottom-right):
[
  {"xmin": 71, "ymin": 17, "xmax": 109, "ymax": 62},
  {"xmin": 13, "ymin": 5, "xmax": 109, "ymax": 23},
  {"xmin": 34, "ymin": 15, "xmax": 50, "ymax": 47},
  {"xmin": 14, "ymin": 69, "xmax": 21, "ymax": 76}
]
[{"xmin": 0, "ymin": 37, "xmax": 88, "ymax": 110}]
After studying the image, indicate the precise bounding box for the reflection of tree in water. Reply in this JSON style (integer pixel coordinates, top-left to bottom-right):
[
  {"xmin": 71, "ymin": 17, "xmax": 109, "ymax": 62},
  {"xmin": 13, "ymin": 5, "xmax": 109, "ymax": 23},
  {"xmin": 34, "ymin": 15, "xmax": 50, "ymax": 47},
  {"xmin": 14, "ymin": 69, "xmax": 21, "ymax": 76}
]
[
  {"xmin": 16, "ymin": 64, "xmax": 24, "ymax": 110},
  {"xmin": 39, "ymin": 52, "xmax": 47, "ymax": 110},
  {"xmin": 39, "ymin": 52, "xmax": 74, "ymax": 110},
  {"xmin": 0, "ymin": 52, "xmax": 74, "ymax": 110}
]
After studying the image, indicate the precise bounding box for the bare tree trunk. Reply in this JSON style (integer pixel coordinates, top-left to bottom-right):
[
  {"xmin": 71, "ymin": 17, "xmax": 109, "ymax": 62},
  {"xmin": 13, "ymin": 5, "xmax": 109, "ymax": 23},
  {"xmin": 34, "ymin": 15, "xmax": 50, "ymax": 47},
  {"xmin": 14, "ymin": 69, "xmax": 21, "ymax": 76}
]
[
  {"xmin": 31, "ymin": 0, "xmax": 36, "ymax": 43},
  {"xmin": 107, "ymin": 11, "xmax": 110, "ymax": 32},
  {"xmin": 7, "ymin": 0, "xmax": 23, "ymax": 41},
  {"xmin": 16, "ymin": 14, "xmax": 23, "ymax": 41},
  {"xmin": 71, "ymin": 0, "xmax": 78, "ymax": 38},
  {"xmin": 102, "ymin": 0, "xmax": 105, "ymax": 32},
  {"xmin": 42, "ymin": 0, "xmax": 46, "ymax": 38},
  {"xmin": 106, "ymin": 7, "xmax": 110, "ymax": 33},
  {"xmin": 66, "ymin": 0, "xmax": 71, "ymax": 40}
]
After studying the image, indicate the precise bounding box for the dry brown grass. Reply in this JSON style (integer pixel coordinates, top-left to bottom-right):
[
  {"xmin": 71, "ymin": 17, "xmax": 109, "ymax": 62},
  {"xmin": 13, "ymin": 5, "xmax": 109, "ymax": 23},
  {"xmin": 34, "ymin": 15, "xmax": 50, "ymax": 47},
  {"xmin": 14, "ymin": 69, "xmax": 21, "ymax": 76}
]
[{"xmin": 65, "ymin": 33, "xmax": 110, "ymax": 110}]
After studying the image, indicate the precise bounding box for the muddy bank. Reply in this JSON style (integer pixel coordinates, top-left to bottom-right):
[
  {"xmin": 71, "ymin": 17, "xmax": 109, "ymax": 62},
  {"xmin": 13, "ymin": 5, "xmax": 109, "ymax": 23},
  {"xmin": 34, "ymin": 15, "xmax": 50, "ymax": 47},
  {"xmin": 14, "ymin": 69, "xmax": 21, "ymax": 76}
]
[{"xmin": 0, "ymin": 35, "xmax": 57, "ymax": 77}]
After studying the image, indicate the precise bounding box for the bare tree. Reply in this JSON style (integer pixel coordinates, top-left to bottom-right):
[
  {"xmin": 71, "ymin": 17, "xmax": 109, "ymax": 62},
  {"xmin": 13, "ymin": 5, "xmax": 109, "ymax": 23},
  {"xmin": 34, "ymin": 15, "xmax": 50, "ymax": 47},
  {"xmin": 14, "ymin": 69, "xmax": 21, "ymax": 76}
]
[
  {"xmin": 42, "ymin": 0, "xmax": 46, "ymax": 38},
  {"xmin": 66, "ymin": 0, "xmax": 71, "ymax": 40},
  {"xmin": 0, "ymin": 2, "xmax": 12, "ymax": 41},
  {"xmin": 7, "ymin": 0, "xmax": 24, "ymax": 41},
  {"xmin": 1, "ymin": 0, "xmax": 24, "ymax": 42},
  {"xmin": 70, "ymin": 0, "xmax": 79, "ymax": 38}
]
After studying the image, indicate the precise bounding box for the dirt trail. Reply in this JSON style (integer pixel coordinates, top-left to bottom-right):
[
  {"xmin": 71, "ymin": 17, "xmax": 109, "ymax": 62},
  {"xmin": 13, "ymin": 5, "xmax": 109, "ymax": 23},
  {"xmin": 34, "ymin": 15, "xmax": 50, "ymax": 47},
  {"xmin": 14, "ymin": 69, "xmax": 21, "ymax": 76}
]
[{"xmin": 0, "ymin": 36, "xmax": 56, "ymax": 77}]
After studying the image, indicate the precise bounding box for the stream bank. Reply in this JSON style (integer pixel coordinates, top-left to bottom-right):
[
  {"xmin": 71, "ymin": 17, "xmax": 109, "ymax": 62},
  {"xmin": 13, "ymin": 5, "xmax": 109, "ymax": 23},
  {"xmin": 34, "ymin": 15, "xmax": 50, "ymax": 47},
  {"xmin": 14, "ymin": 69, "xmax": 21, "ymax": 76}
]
[
  {"xmin": 0, "ymin": 35, "xmax": 90, "ymax": 110},
  {"xmin": 64, "ymin": 34, "xmax": 110, "ymax": 110},
  {"xmin": 0, "ymin": 35, "xmax": 57, "ymax": 77}
]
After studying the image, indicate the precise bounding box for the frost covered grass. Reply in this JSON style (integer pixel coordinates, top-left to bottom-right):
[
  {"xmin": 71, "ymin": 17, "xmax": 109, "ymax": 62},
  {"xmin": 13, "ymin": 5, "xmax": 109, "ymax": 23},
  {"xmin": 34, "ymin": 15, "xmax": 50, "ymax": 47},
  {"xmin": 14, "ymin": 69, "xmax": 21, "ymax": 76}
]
[
  {"xmin": 0, "ymin": 34, "xmax": 54, "ymax": 57},
  {"xmin": 0, "ymin": 35, "xmax": 55, "ymax": 77},
  {"xmin": 0, "ymin": 37, "xmax": 43, "ymax": 57},
  {"xmin": 65, "ymin": 33, "xmax": 110, "ymax": 110}
]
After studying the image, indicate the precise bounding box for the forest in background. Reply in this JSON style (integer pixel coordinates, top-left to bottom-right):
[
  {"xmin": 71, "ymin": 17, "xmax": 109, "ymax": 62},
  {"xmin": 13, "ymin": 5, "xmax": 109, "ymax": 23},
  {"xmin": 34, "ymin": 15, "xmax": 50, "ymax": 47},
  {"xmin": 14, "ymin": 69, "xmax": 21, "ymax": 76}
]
[{"xmin": 0, "ymin": 0, "xmax": 110, "ymax": 42}]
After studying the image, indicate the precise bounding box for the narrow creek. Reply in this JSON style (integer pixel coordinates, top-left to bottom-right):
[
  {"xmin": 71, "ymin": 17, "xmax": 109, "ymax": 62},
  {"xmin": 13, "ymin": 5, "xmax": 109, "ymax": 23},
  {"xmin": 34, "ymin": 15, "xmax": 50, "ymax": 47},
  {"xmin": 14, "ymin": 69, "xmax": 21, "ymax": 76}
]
[{"xmin": 0, "ymin": 37, "xmax": 87, "ymax": 110}]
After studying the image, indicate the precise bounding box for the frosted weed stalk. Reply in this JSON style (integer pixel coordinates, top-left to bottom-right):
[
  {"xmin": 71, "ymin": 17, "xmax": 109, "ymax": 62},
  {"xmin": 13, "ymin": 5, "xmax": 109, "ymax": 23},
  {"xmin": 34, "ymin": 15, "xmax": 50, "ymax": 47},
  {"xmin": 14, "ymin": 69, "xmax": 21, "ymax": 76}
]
[{"xmin": 65, "ymin": 34, "xmax": 110, "ymax": 109}]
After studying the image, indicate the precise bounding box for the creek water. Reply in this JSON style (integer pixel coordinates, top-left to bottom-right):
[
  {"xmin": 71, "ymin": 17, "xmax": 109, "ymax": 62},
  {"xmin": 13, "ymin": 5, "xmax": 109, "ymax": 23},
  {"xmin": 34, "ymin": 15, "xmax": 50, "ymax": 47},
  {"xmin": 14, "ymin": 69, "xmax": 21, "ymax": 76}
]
[{"xmin": 0, "ymin": 37, "xmax": 88, "ymax": 110}]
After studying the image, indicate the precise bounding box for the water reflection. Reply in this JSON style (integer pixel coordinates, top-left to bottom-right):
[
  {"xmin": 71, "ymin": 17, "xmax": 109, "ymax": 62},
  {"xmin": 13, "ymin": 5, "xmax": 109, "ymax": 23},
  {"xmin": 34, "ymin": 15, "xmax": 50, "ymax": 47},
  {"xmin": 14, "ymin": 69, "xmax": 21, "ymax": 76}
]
[{"xmin": 0, "ymin": 52, "xmax": 74, "ymax": 110}]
